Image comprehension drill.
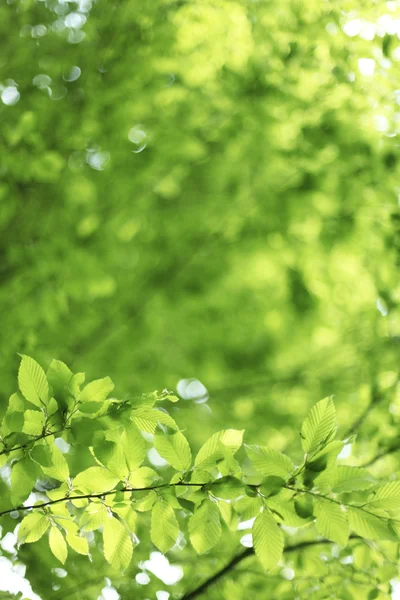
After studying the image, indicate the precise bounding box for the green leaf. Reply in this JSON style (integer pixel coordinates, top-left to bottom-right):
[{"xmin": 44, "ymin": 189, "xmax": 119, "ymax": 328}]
[
  {"xmin": 18, "ymin": 355, "xmax": 49, "ymax": 407},
  {"xmin": 347, "ymin": 507, "xmax": 396, "ymax": 541},
  {"xmin": 301, "ymin": 397, "xmax": 336, "ymax": 455},
  {"xmin": 93, "ymin": 440, "xmax": 129, "ymax": 479},
  {"xmin": 2, "ymin": 393, "xmax": 25, "ymax": 436},
  {"xmin": 73, "ymin": 466, "xmax": 120, "ymax": 493},
  {"xmin": 218, "ymin": 500, "xmax": 239, "ymax": 531},
  {"xmin": 66, "ymin": 532, "xmax": 89, "ymax": 555},
  {"xmin": 245, "ymin": 445, "xmax": 294, "ymax": 479},
  {"xmin": 128, "ymin": 466, "xmax": 158, "ymax": 488},
  {"xmin": 18, "ymin": 512, "xmax": 49, "ymax": 543},
  {"xmin": 47, "ymin": 359, "xmax": 74, "ymax": 409},
  {"xmin": 49, "ymin": 526, "xmax": 68, "ymax": 564},
  {"xmin": 260, "ymin": 476, "xmax": 286, "ymax": 498},
  {"xmin": 80, "ymin": 503, "xmax": 107, "ymax": 531},
  {"xmin": 332, "ymin": 466, "xmax": 375, "ymax": 494},
  {"xmin": 103, "ymin": 516, "xmax": 133, "ymax": 570},
  {"xmin": 22, "ymin": 410, "xmax": 45, "ymax": 436},
  {"xmin": 151, "ymin": 498, "xmax": 179, "ymax": 553},
  {"xmin": 209, "ymin": 476, "xmax": 245, "ymax": 499},
  {"xmin": 294, "ymin": 495, "xmax": 314, "ymax": 519},
  {"xmin": 154, "ymin": 430, "xmax": 192, "ymax": 471},
  {"xmin": 253, "ymin": 510, "xmax": 284, "ymax": 570},
  {"xmin": 79, "ymin": 377, "xmax": 114, "ymax": 403},
  {"xmin": 189, "ymin": 498, "xmax": 221, "ymax": 554},
  {"xmin": 194, "ymin": 429, "xmax": 244, "ymax": 470},
  {"xmin": 121, "ymin": 422, "xmax": 146, "ymax": 471},
  {"xmin": 131, "ymin": 407, "xmax": 178, "ymax": 434},
  {"xmin": 314, "ymin": 498, "xmax": 349, "ymax": 546},
  {"xmin": 11, "ymin": 458, "xmax": 38, "ymax": 506},
  {"xmin": 38, "ymin": 443, "xmax": 69, "ymax": 482},
  {"xmin": 367, "ymin": 481, "xmax": 400, "ymax": 510}
]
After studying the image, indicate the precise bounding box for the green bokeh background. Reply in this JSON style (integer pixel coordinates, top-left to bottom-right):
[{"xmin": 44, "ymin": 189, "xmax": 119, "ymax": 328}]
[{"xmin": 1, "ymin": 0, "xmax": 400, "ymax": 598}]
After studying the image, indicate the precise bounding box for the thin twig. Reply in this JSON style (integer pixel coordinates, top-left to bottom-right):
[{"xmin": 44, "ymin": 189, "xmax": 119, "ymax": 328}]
[
  {"xmin": 0, "ymin": 481, "xmax": 207, "ymax": 518},
  {"xmin": 0, "ymin": 428, "xmax": 68, "ymax": 457}
]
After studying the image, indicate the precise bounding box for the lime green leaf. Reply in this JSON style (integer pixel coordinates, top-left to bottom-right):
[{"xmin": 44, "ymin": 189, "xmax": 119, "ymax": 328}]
[
  {"xmin": 218, "ymin": 500, "xmax": 239, "ymax": 531},
  {"xmin": 209, "ymin": 476, "xmax": 245, "ymax": 499},
  {"xmin": 314, "ymin": 498, "xmax": 349, "ymax": 545},
  {"xmin": 66, "ymin": 532, "xmax": 89, "ymax": 555},
  {"xmin": 151, "ymin": 498, "xmax": 179, "ymax": 553},
  {"xmin": 268, "ymin": 498, "xmax": 312, "ymax": 527},
  {"xmin": 38, "ymin": 443, "xmax": 69, "ymax": 482},
  {"xmin": 112, "ymin": 503, "xmax": 137, "ymax": 533},
  {"xmin": 189, "ymin": 498, "xmax": 221, "ymax": 554},
  {"xmin": 367, "ymin": 481, "xmax": 400, "ymax": 511},
  {"xmin": 253, "ymin": 510, "xmax": 283, "ymax": 570},
  {"xmin": 73, "ymin": 466, "xmax": 120, "ymax": 493},
  {"xmin": 134, "ymin": 491, "xmax": 157, "ymax": 512},
  {"xmin": 301, "ymin": 397, "xmax": 336, "ymax": 455},
  {"xmin": 80, "ymin": 503, "xmax": 107, "ymax": 531},
  {"xmin": 18, "ymin": 512, "xmax": 49, "ymax": 543},
  {"xmin": 2, "ymin": 393, "xmax": 25, "ymax": 436},
  {"xmin": 103, "ymin": 516, "xmax": 133, "ymax": 570},
  {"xmin": 245, "ymin": 445, "xmax": 294, "ymax": 479},
  {"xmin": 79, "ymin": 377, "xmax": 114, "ymax": 403},
  {"xmin": 128, "ymin": 466, "xmax": 158, "ymax": 488},
  {"xmin": 260, "ymin": 476, "xmax": 286, "ymax": 498},
  {"xmin": 294, "ymin": 495, "xmax": 314, "ymax": 519},
  {"xmin": 121, "ymin": 422, "xmax": 146, "ymax": 471},
  {"xmin": 332, "ymin": 466, "xmax": 375, "ymax": 494},
  {"xmin": 22, "ymin": 410, "xmax": 45, "ymax": 436},
  {"xmin": 194, "ymin": 429, "xmax": 244, "ymax": 470},
  {"xmin": 47, "ymin": 359, "xmax": 74, "ymax": 409},
  {"xmin": 131, "ymin": 407, "xmax": 178, "ymax": 434},
  {"xmin": 154, "ymin": 430, "xmax": 192, "ymax": 471},
  {"xmin": 11, "ymin": 458, "xmax": 38, "ymax": 506},
  {"xmin": 93, "ymin": 440, "xmax": 129, "ymax": 479},
  {"xmin": 18, "ymin": 355, "xmax": 49, "ymax": 407},
  {"xmin": 347, "ymin": 507, "xmax": 395, "ymax": 541},
  {"xmin": 49, "ymin": 526, "xmax": 68, "ymax": 564}
]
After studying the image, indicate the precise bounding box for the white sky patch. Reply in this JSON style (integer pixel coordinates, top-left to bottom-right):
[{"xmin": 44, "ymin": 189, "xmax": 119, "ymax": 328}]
[
  {"xmin": 338, "ymin": 444, "xmax": 352, "ymax": 460},
  {"xmin": 237, "ymin": 517, "xmax": 255, "ymax": 530},
  {"xmin": 240, "ymin": 533, "xmax": 253, "ymax": 548},
  {"xmin": 143, "ymin": 552, "xmax": 183, "ymax": 585},
  {"xmin": 358, "ymin": 58, "xmax": 375, "ymax": 76},
  {"xmin": 0, "ymin": 557, "xmax": 42, "ymax": 600}
]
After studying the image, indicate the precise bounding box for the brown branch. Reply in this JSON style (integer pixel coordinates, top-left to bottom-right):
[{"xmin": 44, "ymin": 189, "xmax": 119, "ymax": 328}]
[
  {"xmin": 361, "ymin": 445, "xmax": 400, "ymax": 468},
  {"xmin": 0, "ymin": 481, "xmax": 206, "ymax": 518},
  {"xmin": 343, "ymin": 384, "xmax": 381, "ymax": 439},
  {"xmin": 180, "ymin": 536, "xmax": 361, "ymax": 600},
  {"xmin": 0, "ymin": 427, "xmax": 68, "ymax": 457}
]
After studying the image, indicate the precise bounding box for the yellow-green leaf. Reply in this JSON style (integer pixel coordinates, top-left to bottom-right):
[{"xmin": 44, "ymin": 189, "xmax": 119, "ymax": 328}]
[
  {"xmin": 314, "ymin": 498, "xmax": 349, "ymax": 546},
  {"xmin": 151, "ymin": 498, "xmax": 179, "ymax": 553},
  {"xmin": 253, "ymin": 510, "xmax": 283, "ymax": 570},
  {"xmin": 49, "ymin": 526, "xmax": 68, "ymax": 564},
  {"xmin": 73, "ymin": 466, "xmax": 120, "ymax": 493},
  {"xmin": 18, "ymin": 355, "xmax": 49, "ymax": 407},
  {"xmin": 18, "ymin": 512, "xmax": 49, "ymax": 543},
  {"xmin": 103, "ymin": 516, "xmax": 133, "ymax": 569},
  {"xmin": 301, "ymin": 397, "xmax": 336, "ymax": 455},
  {"xmin": 154, "ymin": 430, "xmax": 192, "ymax": 471},
  {"xmin": 189, "ymin": 499, "xmax": 221, "ymax": 554}
]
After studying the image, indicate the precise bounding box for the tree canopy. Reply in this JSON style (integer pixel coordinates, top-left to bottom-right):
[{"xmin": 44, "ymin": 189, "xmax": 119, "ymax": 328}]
[{"xmin": 1, "ymin": 0, "xmax": 400, "ymax": 598}]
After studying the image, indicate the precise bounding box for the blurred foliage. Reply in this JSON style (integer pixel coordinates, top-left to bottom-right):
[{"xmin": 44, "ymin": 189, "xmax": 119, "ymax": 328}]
[{"xmin": 1, "ymin": 0, "xmax": 400, "ymax": 597}]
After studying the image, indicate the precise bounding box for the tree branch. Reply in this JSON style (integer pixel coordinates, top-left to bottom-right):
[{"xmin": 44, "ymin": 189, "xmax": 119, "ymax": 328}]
[
  {"xmin": 180, "ymin": 536, "xmax": 361, "ymax": 600},
  {"xmin": 361, "ymin": 444, "xmax": 400, "ymax": 468},
  {"xmin": 343, "ymin": 384, "xmax": 381, "ymax": 439},
  {"xmin": 0, "ymin": 481, "xmax": 207, "ymax": 518},
  {"xmin": 0, "ymin": 427, "xmax": 68, "ymax": 457}
]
